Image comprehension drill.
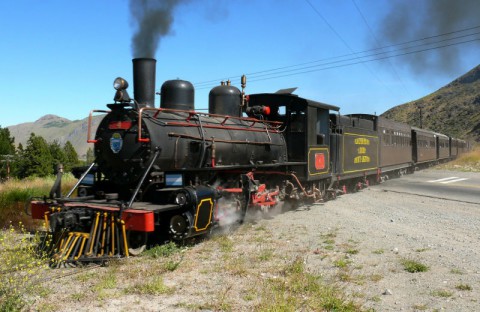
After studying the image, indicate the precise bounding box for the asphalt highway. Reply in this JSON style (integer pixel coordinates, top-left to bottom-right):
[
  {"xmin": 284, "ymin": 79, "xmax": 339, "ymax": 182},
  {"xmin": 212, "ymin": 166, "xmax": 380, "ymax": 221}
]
[{"xmin": 374, "ymin": 169, "xmax": 480, "ymax": 205}]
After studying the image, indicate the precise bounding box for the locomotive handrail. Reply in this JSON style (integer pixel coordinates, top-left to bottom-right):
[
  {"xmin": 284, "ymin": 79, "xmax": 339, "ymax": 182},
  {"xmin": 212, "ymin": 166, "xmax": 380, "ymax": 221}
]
[
  {"xmin": 138, "ymin": 107, "xmax": 158, "ymax": 142},
  {"xmin": 162, "ymin": 122, "xmax": 282, "ymax": 133},
  {"xmin": 151, "ymin": 107, "xmax": 282, "ymax": 126},
  {"xmin": 168, "ymin": 132, "xmax": 284, "ymax": 145},
  {"xmin": 128, "ymin": 149, "xmax": 160, "ymax": 208},
  {"xmin": 220, "ymin": 116, "xmax": 230, "ymax": 126},
  {"xmin": 87, "ymin": 110, "xmax": 110, "ymax": 143},
  {"xmin": 137, "ymin": 107, "xmax": 283, "ymax": 143},
  {"xmin": 65, "ymin": 162, "xmax": 97, "ymax": 198}
]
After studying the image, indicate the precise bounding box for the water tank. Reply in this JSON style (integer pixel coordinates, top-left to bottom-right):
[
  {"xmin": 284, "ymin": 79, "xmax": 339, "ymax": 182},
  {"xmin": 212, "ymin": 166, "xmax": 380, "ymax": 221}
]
[
  {"xmin": 160, "ymin": 79, "xmax": 194, "ymax": 110},
  {"xmin": 209, "ymin": 83, "xmax": 241, "ymax": 116}
]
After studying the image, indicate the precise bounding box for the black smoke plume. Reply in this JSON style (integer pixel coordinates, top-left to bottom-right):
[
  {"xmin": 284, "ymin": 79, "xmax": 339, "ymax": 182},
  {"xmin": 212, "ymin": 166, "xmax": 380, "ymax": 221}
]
[
  {"xmin": 129, "ymin": 0, "xmax": 190, "ymax": 58},
  {"xmin": 377, "ymin": 0, "xmax": 480, "ymax": 76}
]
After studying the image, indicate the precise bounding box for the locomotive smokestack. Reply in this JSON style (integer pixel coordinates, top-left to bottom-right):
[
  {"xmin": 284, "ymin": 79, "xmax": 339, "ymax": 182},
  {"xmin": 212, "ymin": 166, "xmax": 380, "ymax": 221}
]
[{"xmin": 132, "ymin": 58, "xmax": 156, "ymax": 109}]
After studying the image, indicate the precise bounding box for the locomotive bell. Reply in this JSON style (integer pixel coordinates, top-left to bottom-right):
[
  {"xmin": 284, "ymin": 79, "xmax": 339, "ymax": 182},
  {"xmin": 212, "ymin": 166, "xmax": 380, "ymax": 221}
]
[{"xmin": 160, "ymin": 79, "xmax": 195, "ymax": 110}]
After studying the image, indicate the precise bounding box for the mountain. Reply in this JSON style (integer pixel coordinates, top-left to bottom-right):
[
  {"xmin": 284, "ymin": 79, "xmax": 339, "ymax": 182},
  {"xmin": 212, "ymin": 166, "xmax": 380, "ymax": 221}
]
[
  {"xmin": 382, "ymin": 65, "xmax": 480, "ymax": 142},
  {"xmin": 8, "ymin": 114, "xmax": 103, "ymax": 159}
]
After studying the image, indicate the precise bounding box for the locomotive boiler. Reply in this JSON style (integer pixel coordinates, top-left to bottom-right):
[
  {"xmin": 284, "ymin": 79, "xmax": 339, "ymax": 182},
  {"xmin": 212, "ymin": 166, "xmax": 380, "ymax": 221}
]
[{"xmin": 94, "ymin": 59, "xmax": 287, "ymax": 197}]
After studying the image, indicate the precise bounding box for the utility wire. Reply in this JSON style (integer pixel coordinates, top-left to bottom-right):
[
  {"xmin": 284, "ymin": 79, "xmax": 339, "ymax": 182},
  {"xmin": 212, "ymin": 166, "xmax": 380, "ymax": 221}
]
[
  {"xmin": 242, "ymin": 32, "xmax": 480, "ymax": 80},
  {"xmin": 302, "ymin": 0, "xmax": 394, "ymax": 96},
  {"xmin": 351, "ymin": 0, "xmax": 411, "ymax": 97},
  {"xmin": 194, "ymin": 27, "xmax": 480, "ymax": 90},
  {"xmin": 195, "ymin": 24, "xmax": 480, "ymax": 86},
  {"xmin": 245, "ymin": 38, "xmax": 480, "ymax": 83}
]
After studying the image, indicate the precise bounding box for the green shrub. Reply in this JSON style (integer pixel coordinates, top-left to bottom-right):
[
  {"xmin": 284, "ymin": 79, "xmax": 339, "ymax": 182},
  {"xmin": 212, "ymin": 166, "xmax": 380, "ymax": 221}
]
[
  {"xmin": 401, "ymin": 259, "xmax": 429, "ymax": 273},
  {"xmin": 143, "ymin": 241, "xmax": 181, "ymax": 258}
]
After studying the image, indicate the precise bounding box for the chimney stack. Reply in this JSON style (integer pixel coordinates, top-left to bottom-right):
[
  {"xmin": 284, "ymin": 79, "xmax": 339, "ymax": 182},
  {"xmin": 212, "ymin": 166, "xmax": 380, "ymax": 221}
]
[{"xmin": 132, "ymin": 58, "xmax": 156, "ymax": 109}]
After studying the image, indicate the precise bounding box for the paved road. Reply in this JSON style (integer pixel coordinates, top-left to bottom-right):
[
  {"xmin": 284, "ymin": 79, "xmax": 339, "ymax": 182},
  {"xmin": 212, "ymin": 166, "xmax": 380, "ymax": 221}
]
[{"xmin": 374, "ymin": 169, "xmax": 480, "ymax": 204}]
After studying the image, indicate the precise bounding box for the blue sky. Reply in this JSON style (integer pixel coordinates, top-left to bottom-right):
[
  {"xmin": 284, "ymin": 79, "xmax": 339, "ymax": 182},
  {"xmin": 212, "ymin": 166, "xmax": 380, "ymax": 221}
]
[{"xmin": 1, "ymin": 0, "xmax": 479, "ymax": 127}]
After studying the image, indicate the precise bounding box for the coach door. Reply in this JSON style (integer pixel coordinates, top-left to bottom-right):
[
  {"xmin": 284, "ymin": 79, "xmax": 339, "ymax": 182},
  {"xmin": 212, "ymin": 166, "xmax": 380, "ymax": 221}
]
[{"xmin": 285, "ymin": 106, "xmax": 307, "ymax": 162}]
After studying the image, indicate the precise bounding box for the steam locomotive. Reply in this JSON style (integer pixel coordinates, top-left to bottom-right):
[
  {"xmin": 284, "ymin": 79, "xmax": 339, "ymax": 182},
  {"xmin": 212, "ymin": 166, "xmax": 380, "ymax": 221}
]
[{"xmin": 29, "ymin": 58, "xmax": 469, "ymax": 265}]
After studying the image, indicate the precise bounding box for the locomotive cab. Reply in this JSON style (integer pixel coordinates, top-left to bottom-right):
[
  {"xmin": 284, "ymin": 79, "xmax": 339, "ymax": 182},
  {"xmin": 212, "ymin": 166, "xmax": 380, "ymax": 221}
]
[{"xmin": 247, "ymin": 91, "xmax": 338, "ymax": 181}]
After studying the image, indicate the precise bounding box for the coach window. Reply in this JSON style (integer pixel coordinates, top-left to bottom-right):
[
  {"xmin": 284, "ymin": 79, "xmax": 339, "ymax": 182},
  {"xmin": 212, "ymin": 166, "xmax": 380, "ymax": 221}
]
[
  {"xmin": 315, "ymin": 108, "xmax": 329, "ymax": 145},
  {"xmin": 316, "ymin": 120, "xmax": 324, "ymax": 144},
  {"xmin": 383, "ymin": 129, "xmax": 392, "ymax": 146},
  {"xmin": 289, "ymin": 110, "xmax": 305, "ymax": 133}
]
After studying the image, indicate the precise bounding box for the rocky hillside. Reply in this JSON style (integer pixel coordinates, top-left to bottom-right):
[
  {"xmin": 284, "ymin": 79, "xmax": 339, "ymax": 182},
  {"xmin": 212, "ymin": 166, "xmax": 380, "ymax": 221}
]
[
  {"xmin": 382, "ymin": 65, "xmax": 480, "ymax": 142},
  {"xmin": 7, "ymin": 114, "xmax": 103, "ymax": 159}
]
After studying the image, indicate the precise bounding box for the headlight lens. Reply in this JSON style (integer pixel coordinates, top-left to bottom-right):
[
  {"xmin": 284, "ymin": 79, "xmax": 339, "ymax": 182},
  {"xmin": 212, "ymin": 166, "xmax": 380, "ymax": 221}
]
[
  {"xmin": 175, "ymin": 192, "xmax": 187, "ymax": 206},
  {"xmin": 113, "ymin": 77, "xmax": 129, "ymax": 91}
]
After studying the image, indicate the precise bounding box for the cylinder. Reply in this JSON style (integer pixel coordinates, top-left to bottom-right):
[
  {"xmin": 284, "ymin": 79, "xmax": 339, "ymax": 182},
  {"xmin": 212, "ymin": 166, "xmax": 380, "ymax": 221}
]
[
  {"xmin": 160, "ymin": 79, "xmax": 195, "ymax": 110},
  {"xmin": 209, "ymin": 84, "xmax": 242, "ymax": 116},
  {"xmin": 133, "ymin": 58, "xmax": 156, "ymax": 109}
]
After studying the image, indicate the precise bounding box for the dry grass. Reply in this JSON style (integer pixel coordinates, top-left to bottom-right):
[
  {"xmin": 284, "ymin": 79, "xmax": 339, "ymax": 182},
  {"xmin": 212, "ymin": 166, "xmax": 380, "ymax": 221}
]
[
  {"xmin": 0, "ymin": 175, "xmax": 76, "ymax": 229},
  {"xmin": 437, "ymin": 147, "xmax": 480, "ymax": 172}
]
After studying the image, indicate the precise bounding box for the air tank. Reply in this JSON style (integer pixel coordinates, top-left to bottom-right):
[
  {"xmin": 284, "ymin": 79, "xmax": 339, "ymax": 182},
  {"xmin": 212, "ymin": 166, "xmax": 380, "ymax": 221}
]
[
  {"xmin": 160, "ymin": 79, "xmax": 195, "ymax": 110},
  {"xmin": 209, "ymin": 81, "xmax": 242, "ymax": 116}
]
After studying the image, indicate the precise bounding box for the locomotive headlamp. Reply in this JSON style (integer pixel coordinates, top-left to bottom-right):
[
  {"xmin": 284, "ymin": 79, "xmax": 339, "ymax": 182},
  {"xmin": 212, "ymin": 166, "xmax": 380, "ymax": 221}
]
[
  {"xmin": 114, "ymin": 77, "xmax": 129, "ymax": 91},
  {"xmin": 175, "ymin": 192, "xmax": 188, "ymax": 206},
  {"xmin": 113, "ymin": 77, "xmax": 131, "ymax": 103}
]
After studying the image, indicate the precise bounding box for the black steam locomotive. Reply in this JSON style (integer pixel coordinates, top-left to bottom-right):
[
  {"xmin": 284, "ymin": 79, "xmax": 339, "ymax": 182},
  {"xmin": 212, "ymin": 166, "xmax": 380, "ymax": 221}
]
[{"xmin": 30, "ymin": 58, "xmax": 469, "ymax": 264}]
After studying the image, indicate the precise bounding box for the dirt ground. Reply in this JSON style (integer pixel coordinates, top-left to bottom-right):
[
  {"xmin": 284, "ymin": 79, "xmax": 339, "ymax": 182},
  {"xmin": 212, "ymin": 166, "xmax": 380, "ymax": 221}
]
[{"xmin": 30, "ymin": 171, "xmax": 480, "ymax": 311}]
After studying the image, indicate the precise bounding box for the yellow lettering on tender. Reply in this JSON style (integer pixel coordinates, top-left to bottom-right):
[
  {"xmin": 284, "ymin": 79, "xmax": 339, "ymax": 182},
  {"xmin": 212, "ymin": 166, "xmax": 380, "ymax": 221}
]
[
  {"xmin": 357, "ymin": 147, "xmax": 366, "ymax": 154},
  {"xmin": 354, "ymin": 138, "xmax": 370, "ymax": 145},
  {"xmin": 354, "ymin": 156, "xmax": 371, "ymax": 163}
]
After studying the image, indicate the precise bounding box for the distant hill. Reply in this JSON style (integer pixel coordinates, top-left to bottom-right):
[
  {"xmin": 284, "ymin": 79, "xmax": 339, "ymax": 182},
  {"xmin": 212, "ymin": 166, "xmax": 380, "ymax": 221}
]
[
  {"xmin": 8, "ymin": 114, "xmax": 103, "ymax": 159},
  {"xmin": 382, "ymin": 65, "xmax": 480, "ymax": 142}
]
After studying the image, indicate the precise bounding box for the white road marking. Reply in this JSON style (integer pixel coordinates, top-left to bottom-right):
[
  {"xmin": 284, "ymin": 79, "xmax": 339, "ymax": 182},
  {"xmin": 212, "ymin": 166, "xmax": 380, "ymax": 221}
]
[
  {"xmin": 440, "ymin": 178, "xmax": 468, "ymax": 184},
  {"xmin": 427, "ymin": 177, "xmax": 469, "ymax": 184},
  {"xmin": 427, "ymin": 177, "xmax": 458, "ymax": 183}
]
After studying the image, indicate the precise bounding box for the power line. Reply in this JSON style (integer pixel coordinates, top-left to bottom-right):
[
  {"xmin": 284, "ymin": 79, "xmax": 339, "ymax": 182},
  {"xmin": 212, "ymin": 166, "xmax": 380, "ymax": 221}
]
[
  {"xmin": 304, "ymin": 0, "xmax": 354, "ymax": 52},
  {"xmin": 351, "ymin": 0, "xmax": 411, "ymax": 97},
  {"xmin": 194, "ymin": 25, "xmax": 480, "ymax": 86},
  {"xmin": 297, "ymin": 0, "xmax": 393, "ymax": 96},
  {"xmin": 242, "ymin": 32, "xmax": 480, "ymax": 80},
  {"xmin": 195, "ymin": 24, "xmax": 480, "ymax": 86},
  {"xmin": 194, "ymin": 26, "xmax": 480, "ymax": 90},
  {"xmin": 246, "ymin": 38, "xmax": 480, "ymax": 83}
]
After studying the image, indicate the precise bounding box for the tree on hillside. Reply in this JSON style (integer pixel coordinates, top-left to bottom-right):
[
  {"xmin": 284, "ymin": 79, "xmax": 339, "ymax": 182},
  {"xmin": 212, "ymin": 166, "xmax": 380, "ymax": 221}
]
[
  {"xmin": 15, "ymin": 142, "xmax": 24, "ymax": 178},
  {"xmin": 63, "ymin": 141, "xmax": 80, "ymax": 172},
  {"xmin": 0, "ymin": 126, "xmax": 16, "ymax": 180},
  {"xmin": 16, "ymin": 133, "xmax": 53, "ymax": 178},
  {"xmin": 86, "ymin": 147, "xmax": 95, "ymax": 164},
  {"xmin": 0, "ymin": 127, "xmax": 15, "ymax": 155},
  {"xmin": 50, "ymin": 140, "xmax": 67, "ymax": 170}
]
